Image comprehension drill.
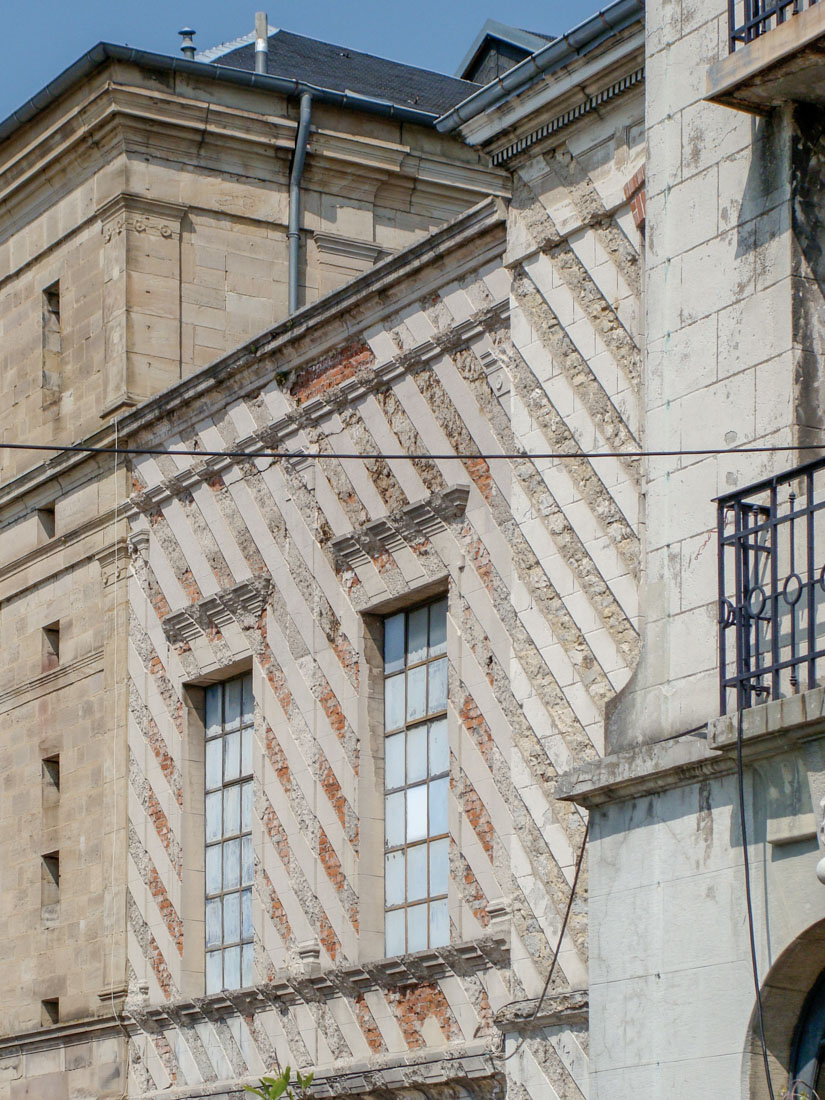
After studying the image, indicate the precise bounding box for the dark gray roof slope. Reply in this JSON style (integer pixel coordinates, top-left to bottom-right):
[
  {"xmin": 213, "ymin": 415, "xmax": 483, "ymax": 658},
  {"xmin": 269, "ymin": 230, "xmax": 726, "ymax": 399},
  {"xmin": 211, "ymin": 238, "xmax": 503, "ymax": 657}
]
[{"xmin": 214, "ymin": 29, "xmax": 480, "ymax": 116}]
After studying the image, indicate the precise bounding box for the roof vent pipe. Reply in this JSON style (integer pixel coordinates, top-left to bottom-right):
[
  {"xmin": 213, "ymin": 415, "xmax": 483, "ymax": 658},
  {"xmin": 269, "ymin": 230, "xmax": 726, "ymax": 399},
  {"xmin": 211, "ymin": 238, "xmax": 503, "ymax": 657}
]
[
  {"xmin": 255, "ymin": 12, "xmax": 268, "ymax": 73},
  {"xmin": 178, "ymin": 28, "xmax": 197, "ymax": 60},
  {"xmin": 287, "ymin": 92, "xmax": 312, "ymax": 314}
]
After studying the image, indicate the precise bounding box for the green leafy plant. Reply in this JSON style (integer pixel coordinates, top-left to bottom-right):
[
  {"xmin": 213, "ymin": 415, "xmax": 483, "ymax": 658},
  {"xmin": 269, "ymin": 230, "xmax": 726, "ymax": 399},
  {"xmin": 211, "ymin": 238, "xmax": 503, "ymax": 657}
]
[{"xmin": 244, "ymin": 1066, "xmax": 314, "ymax": 1099}]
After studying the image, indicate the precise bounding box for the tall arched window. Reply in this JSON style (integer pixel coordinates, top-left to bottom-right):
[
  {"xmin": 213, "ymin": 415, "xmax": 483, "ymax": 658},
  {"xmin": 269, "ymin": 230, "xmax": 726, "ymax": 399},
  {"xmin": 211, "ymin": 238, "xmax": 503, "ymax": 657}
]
[{"xmin": 791, "ymin": 968, "xmax": 825, "ymax": 1095}]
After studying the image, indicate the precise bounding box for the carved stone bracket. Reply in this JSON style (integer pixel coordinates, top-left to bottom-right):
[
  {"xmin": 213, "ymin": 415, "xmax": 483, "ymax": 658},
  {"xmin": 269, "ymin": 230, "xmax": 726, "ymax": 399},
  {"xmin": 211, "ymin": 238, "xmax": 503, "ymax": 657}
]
[{"xmin": 161, "ymin": 577, "xmax": 271, "ymax": 645}]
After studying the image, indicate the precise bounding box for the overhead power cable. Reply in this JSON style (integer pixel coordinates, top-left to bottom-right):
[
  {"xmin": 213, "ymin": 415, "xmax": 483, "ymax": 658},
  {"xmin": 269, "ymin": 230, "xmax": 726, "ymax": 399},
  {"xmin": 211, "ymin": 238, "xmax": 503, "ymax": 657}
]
[{"xmin": 1, "ymin": 440, "xmax": 825, "ymax": 463}]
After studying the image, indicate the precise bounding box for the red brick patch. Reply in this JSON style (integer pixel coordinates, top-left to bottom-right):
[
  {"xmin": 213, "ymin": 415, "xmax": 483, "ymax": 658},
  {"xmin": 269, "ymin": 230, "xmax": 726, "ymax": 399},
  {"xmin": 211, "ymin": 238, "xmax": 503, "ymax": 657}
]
[
  {"xmin": 289, "ymin": 342, "xmax": 375, "ymax": 404},
  {"xmin": 354, "ymin": 994, "xmax": 387, "ymax": 1052},
  {"xmin": 147, "ymin": 862, "xmax": 184, "ymax": 955},
  {"xmin": 146, "ymin": 786, "xmax": 182, "ymax": 879},
  {"xmin": 389, "ymin": 983, "xmax": 462, "ymax": 1048},
  {"xmin": 623, "ymin": 165, "xmax": 646, "ymax": 233}
]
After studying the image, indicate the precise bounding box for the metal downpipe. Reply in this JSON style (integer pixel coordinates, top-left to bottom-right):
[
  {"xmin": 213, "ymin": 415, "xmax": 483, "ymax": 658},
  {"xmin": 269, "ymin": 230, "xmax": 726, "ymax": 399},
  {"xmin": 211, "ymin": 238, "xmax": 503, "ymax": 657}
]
[{"xmin": 287, "ymin": 92, "xmax": 312, "ymax": 315}]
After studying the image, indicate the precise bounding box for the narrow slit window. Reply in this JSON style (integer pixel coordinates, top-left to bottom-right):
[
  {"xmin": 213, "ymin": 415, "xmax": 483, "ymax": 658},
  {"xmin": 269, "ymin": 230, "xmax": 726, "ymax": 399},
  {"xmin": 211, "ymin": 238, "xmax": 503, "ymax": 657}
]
[
  {"xmin": 42, "ymin": 623, "xmax": 60, "ymax": 672},
  {"xmin": 41, "ymin": 851, "xmax": 60, "ymax": 923},
  {"xmin": 42, "ymin": 755, "xmax": 60, "ymax": 813},
  {"xmin": 384, "ymin": 597, "xmax": 450, "ymax": 956},
  {"xmin": 37, "ymin": 503, "xmax": 56, "ymax": 542},
  {"xmin": 42, "ymin": 282, "xmax": 62, "ymax": 407},
  {"xmin": 40, "ymin": 998, "xmax": 59, "ymax": 1026},
  {"xmin": 204, "ymin": 672, "xmax": 254, "ymax": 993}
]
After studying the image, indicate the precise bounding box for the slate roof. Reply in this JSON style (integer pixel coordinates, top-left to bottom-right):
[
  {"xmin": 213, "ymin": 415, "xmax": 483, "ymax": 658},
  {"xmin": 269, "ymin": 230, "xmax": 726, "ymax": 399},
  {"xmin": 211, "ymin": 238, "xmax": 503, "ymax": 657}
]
[{"xmin": 209, "ymin": 29, "xmax": 481, "ymax": 116}]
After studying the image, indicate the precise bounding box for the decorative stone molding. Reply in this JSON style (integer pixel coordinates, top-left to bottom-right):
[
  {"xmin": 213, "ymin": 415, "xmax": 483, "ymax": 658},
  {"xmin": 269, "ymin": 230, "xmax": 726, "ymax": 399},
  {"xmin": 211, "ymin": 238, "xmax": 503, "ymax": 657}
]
[
  {"xmin": 494, "ymin": 989, "xmax": 588, "ymax": 1031},
  {"xmin": 127, "ymin": 529, "xmax": 151, "ymax": 561},
  {"xmin": 161, "ymin": 578, "xmax": 271, "ymax": 645},
  {"xmin": 97, "ymin": 194, "xmax": 187, "ymax": 243},
  {"xmin": 331, "ymin": 485, "xmax": 470, "ymax": 569},
  {"xmin": 313, "ymin": 231, "xmax": 393, "ymax": 265},
  {"xmin": 95, "ymin": 541, "xmax": 131, "ymax": 588}
]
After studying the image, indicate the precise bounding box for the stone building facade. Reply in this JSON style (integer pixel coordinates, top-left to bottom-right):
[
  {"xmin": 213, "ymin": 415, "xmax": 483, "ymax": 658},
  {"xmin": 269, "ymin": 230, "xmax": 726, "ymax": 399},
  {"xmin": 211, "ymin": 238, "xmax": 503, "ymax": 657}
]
[{"xmin": 0, "ymin": 9, "xmax": 647, "ymax": 1100}]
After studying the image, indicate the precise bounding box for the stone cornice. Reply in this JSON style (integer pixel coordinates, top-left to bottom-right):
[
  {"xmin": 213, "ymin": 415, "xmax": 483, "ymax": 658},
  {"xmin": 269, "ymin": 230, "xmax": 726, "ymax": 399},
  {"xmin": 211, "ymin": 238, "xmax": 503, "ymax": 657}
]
[
  {"xmin": 157, "ymin": 578, "xmax": 272, "ymax": 644},
  {"xmin": 494, "ymin": 989, "xmax": 588, "ymax": 1031},
  {"xmin": 0, "ymin": 1012, "xmax": 125, "ymax": 1055},
  {"xmin": 0, "ymin": 648, "xmax": 104, "ymax": 716}
]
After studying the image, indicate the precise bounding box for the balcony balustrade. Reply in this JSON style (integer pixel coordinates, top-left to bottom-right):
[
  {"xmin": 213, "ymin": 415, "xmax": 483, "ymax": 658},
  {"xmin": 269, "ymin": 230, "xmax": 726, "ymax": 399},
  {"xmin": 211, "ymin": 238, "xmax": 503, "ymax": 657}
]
[{"xmin": 718, "ymin": 456, "xmax": 825, "ymax": 714}]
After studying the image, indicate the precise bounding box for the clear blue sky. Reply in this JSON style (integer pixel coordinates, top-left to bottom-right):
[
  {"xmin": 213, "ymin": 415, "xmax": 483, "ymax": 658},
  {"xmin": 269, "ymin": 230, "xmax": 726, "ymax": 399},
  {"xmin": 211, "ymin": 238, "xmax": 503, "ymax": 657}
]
[{"xmin": 0, "ymin": 0, "xmax": 604, "ymax": 123}]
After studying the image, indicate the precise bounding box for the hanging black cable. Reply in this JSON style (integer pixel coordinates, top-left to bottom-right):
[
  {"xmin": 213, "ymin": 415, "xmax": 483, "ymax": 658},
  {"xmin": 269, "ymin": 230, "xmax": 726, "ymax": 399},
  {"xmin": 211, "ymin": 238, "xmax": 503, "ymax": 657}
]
[{"xmin": 736, "ymin": 705, "xmax": 776, "ymax": 1100}]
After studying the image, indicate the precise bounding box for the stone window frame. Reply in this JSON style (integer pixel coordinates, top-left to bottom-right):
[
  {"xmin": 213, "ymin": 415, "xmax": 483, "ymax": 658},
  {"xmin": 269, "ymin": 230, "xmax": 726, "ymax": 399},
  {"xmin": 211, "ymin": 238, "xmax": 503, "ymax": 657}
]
[{"xmin": 358, "ymin": 575, "xmax": 451, "ymax": 963}]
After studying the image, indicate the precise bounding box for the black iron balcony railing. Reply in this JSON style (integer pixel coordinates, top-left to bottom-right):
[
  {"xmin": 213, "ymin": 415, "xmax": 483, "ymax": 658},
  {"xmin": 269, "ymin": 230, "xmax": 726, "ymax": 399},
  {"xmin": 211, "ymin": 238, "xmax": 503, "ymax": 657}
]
[
  {"xmin": 718, "ymin": 455, "xmax": 825, "ymax": 714},
  {"xmin": 729, "ymin": 0, "xmax": 819, "ymax": 52}
]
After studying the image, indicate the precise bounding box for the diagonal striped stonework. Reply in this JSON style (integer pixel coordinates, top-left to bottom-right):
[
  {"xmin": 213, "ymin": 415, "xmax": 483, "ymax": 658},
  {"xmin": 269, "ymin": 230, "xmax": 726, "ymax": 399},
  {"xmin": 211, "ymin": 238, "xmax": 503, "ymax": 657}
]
[{"xmin": 123, "ymin": 103, "xmax": 643, "ymax": 1097}]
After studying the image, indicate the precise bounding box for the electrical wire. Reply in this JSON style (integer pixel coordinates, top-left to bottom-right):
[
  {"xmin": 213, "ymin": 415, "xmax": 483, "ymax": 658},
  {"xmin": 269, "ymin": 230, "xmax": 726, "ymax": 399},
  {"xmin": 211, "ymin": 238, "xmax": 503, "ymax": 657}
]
[
  {"xmin": 1, "ymin": 440, "xmax": 825, "ymax": 464},
  {"xmin": 736, "ymin": 706, "xmax": 776, "ymax": 1100},
  {"xmin": 502, "ymin": 818, "xmax": 590, "ymax": 1063}
]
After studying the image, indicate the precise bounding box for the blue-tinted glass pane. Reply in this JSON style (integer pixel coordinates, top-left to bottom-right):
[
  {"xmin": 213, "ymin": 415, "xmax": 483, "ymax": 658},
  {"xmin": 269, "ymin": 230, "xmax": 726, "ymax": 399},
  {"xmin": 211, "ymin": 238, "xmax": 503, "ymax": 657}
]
[
  {"xmin": 385, "ymin": 908, "xmax": 405, "ymax": 956},
  {"xmin": 241, "ymin": 727, "xmax": 253, "ymax": 776},
  {"xmin": 429, "ymin": 599, "xmax": 447, "ymax": 656},
  {"xmin": 385, "ymin": 850, "xmax": 405, "ymax": 907},
  {"xmin": 241, "ymin": 781, "xmax": 253, "ymax": 832},
  {"xmin": 224, "ymin": 946, "xmax": 241, "ymax": 990},
  {"xmin": 407, "ymin": 784, "xmax": 427, "ymax": 843},
  {"xmin": 206, "ymin": 738, "xmax": 222, "ymax": 791},
  {"xmin": 430, "ymin": 898, "xmax": 449, "ymax": 947},
  {"xmin": 206, "ymin": 897, "xmax": 222, "ymax": 948},
  {"xmin": 429, "ymin": 838, "xmax": 449, "ymax": 896},
  {"xmin": 385, "ymin": 792, "xmax": 405, "ymax": 847},
  {"xmin": 241, "ymin": 888, "xmax": 253, "ymax": 940},
  {"xmin": 223, "ymin": 893, "xmax": 240, "ymax": 943},
  {"xmin": 205, "ymin": 792, "xmax": 222, "ymax": 843},
  {"xmin": 242, "ymin": 943, "xmax": 254, "ymax": 988},
  {"xmin": 407, "ymin": 665, "xmax": 427, "ymax": 723},
  {"xmin": 224, "ymin": 785, "xmax": 240, "ymax": 836},
  {"xmin": 224, "ymin": 731, "xmax": 240, "ymax": 783},
  {"xmin": 408, "ymin": 607, "xmax": 428, "ymax": 665},
  {"xmin": 407, "ymin": 903, "xmax": 428, "ymax": 953},
  {"xmin": 429, "ymin": 778, "xmax": 448, "ymax": 835},
  {"xmin": 241, "ymin": 673, "xmax": 254, "ymax": 726},
  {"xmin": 407, "ymin": 843, "xmax": 427, "ymax": 902},
  {"xmin": 241, "ymin": 836, "xmax": 254, "ymax": 886},
  {"xmin": 205, "ymin": 685, "xmax": 222, "ymax": 736},
  {"xmin": 206, "ymin": 844, "xmax": 222, "ymax": 894},
  {"xmin": 225, "ymin": 679, "xmax": 242, "ymax": 730},
  {"xmin": 384, "ymin": 613, "xmax": 405, "ymax": 673},
  {"xmin": 385, "ymin": 673, "xmax": 404, "ymax": 731},
  {"xmin": 428, "ymin": 658, "xmax": 448, "ymax": 714},
  {"xmin": 206, "ymin": 949, "xmax": 222, "ymax": 994},
  {"xmin": 406, "ymin": 725, "xmax": 427, "ymax": 784},
  {"xmin": 223, "ymin": 839, "xmax": 240, "ymax": 890},
  {"xmin": 429, "ymin": 718, "xmax": 449, "ymax": 776},
  {"xmin": 385, "ymin": 732, "xmax": 405, "ymax": 790}
]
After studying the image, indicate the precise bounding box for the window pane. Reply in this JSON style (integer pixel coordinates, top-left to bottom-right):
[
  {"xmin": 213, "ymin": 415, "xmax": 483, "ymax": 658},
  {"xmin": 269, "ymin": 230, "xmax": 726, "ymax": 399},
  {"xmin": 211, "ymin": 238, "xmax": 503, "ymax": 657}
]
[
  {"xmin": 241, "ymin": 836, "xmax": 254, "ymax": 886},
  {"xmin": 241, "ymin": 781, "xmax": 253, "ymax": 832},
  {"xmin": 429, "ymin": 718, "xmax": 449, "ymax": 776},
  {"xmin": 407, "ymin": 843, "xmax": 427, "ymax": 902},
  {"xmin": 407, "ymin": 784, "xmax": 427, "ymax": 843},
  {"xmin": 205, "ymin": 685, "xmax": 222, "ymax": 735},
  {"xmin": 241, "ymin": 888, "xmax": 253, "ymax": 939},
  {"xmin": 241, "ymin": 727, "xmax": 253, "ymax": 776},
  {"xmin": 206, "ymin": 844, "xmax": 222, "ymax": 894},
  {"xmin": 241, "ymin": 673, "xmax": 254, "ymax": 726},
  {"xmin": 429, "ymin": 599, "xmax": 447, "ymax": 656},
  {"xmin": 430, "ymin": 898, "xmax": 449, "ymax": 947},
  {"xmin": 224, "ymin": 731, "xmax": 240, "ymax": 783},
  {"xmin": 206, "ymin": 950, "xmax": 222, "ymax": 994},
  {"xmin": 385, "ymin": 792, "xmax": 405, "ymax": 847},
  {"xmin": 385, "ymin": 732, "xmax": 405, "ymax": 790},
  {"xmin": 224, "ymin": 785, "xmax": 240, "ymax": 836},
  {"xmin": 205, "ymin": 792, "xmax": 222, "ymax": 842},
  {"xmin": 241, "ymin": 943, "xmax": 254, "ymax": 988},
  {"xmin": 408, "ymin": 606, "xmax": 428, "ymax": 665},
  {"xmin": 206, "ymin": 898, "xmax": 222, "ymax": 948},
  {"xmin": 385, "ymin": 850, "xmax": 405, "ymax": 907},
  {"xmin": 429, "ymin": 838, "xmax": 449, "ymax": 896},
  {"xmin": 428, "ymin": 658, "xmax": 448, "ymax": 713},
  {"xmin": 407, "ymin": 903, "xmax": 428, "ymax": 953},
  {"xmin": 406, "ymin": 725, "xmax": 427, "ymax": 784},
  {"xmin": 223, "ymin": 893, "xmax": 240, "ymax": 943},
  {"xmin": 224, "ymin": 946, "xmax": 241, "ymax": 990},
  {"xmin": 429, "ymin": 778, "xmax": 448, "ymax": 835},
  {"xmin": 385, "ymin": 908, "xmax": 405, "ymax": 956},
  {"xmin": 225, "ymin": 679, "xmax": 242, "ymax": 730},
  {"xmin": 206, "ymin": 739, "xmax": 222, "ymax": 791},
  {"xmin": 385, "ymin": 673, "xmax": 404, "ymax": 731},
  {"xmin": 223, "ymin": 839, "xmax": 240, "ymax": 890},
  {"xmin": 407, "ymin": 665, "xmax": 427, "ymax": 723},
  {"xmin": 384, "ymin": 613, "xmax": 405, "ymax": 673}
]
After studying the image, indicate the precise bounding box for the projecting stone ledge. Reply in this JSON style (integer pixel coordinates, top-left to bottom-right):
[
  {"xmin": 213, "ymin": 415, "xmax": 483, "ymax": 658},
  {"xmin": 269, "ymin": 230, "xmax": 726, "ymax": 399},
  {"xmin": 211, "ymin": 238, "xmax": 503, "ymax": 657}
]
[{"xmin": 706, "ymin": 1, "xmax": 825, "ymax": 113}]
